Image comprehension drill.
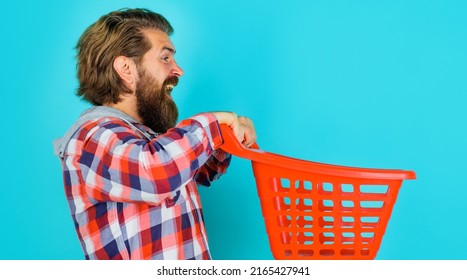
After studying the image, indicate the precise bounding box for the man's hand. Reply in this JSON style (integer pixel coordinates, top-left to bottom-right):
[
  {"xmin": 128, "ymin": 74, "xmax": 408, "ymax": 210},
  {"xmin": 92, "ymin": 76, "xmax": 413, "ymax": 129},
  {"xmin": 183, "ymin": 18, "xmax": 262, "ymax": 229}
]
[
  {"xmin": 238, "ymin": 116, "xmax": 256, "ymax": 148},
  {"xmin": 212, "ymin": 112, "xmax": 256, "ymax": 148}
]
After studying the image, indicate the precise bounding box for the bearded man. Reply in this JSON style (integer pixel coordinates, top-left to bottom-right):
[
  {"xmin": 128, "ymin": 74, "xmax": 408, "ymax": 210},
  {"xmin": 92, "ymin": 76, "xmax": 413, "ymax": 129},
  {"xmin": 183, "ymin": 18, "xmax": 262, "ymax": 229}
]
[{"xmin": 53, "ymin": 8, "xmax": 255, "ymax": 260}]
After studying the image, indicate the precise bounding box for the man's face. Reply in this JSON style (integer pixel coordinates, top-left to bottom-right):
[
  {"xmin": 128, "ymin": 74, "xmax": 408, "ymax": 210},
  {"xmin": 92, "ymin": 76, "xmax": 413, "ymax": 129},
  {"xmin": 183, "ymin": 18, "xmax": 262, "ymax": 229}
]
[{"xmin": 135, "ymin": 29, "xmax": 184, "ymax": 133}]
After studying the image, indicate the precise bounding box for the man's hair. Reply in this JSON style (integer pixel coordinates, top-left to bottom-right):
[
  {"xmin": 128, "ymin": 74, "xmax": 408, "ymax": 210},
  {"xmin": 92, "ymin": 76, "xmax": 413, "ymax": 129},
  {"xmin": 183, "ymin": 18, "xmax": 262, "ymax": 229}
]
[{"xmin": 76, "ymin": 8, "xmax": 174, "ymax": 105}]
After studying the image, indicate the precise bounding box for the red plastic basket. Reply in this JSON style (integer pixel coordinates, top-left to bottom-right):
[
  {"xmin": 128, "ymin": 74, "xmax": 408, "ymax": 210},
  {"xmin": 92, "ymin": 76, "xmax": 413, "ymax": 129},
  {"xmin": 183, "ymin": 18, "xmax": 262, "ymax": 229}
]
[{"xmin": 219, "ymin": 124, "xmax": 416, "ymax": 260}]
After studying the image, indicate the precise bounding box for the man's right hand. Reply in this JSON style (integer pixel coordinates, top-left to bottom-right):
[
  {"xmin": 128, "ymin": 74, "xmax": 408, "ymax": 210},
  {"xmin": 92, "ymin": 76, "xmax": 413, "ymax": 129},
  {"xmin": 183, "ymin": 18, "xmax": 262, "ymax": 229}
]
[{"xmin": 212, "ymin": 112, "xmax": 256, "ymax": 148}]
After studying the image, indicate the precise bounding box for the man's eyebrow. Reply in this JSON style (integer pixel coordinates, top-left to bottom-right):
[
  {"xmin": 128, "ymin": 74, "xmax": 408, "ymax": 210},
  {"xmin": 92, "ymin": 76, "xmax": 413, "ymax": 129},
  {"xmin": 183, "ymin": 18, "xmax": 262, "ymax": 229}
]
[{"xmin": 162, "ymin": 46, "xmax": 176, "ymax": 54}]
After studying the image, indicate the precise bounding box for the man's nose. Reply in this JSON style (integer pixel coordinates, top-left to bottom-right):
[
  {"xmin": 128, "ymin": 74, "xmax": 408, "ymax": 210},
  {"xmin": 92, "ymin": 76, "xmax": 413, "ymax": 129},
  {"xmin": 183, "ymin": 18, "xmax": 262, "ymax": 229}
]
[{"xmin": 171, "ymin": 62, "xmax": 184, "ymax": 77}]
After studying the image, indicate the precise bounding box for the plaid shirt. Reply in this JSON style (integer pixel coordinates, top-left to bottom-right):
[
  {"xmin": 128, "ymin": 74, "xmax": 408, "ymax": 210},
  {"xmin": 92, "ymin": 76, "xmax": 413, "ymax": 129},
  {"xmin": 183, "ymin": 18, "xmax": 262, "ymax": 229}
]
[{"xmin": 59, "ymin": 112, "xmax": 231, "ymax": 259}]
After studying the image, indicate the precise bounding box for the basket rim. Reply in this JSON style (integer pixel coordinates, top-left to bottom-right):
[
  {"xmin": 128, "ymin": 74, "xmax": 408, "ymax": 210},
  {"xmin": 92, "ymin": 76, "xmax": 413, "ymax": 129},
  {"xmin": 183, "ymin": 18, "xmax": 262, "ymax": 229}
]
[{"xmin": 219, "ymin": 124, "xmax": 416, "ymax": 181}]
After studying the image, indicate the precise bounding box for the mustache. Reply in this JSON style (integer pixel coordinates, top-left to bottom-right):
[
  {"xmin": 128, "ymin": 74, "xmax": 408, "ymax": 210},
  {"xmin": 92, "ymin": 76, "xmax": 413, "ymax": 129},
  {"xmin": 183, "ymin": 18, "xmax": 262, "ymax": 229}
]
[{"xmin": 163, "ymin": 76, "xmax": 179, "ymax": 87}]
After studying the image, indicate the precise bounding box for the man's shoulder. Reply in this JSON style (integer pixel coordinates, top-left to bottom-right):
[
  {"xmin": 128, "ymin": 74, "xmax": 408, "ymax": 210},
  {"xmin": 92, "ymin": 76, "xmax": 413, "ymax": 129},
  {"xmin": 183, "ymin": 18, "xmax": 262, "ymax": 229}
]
[
  {"xmin": 59, "ymin": 117, "xmax": 141, "ymax": 158},
  {"xmin": 75, "ymin": 116, "xmax": 137, "ymax": 141}
]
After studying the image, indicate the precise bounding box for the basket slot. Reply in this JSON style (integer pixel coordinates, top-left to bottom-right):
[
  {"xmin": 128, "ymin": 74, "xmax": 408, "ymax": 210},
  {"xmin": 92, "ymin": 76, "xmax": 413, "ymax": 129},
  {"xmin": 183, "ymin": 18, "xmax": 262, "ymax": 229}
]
[
  {"xmin": 361, "ymin": 232, "xmax": 375, "ymax": 244},
  {"xmin": 319, "ymin": 216, "xmax": 334, "ymax": 228},
  {"xmin": 318, "ymin": 182, "xmax": 334, "ymax": 195},
  {"xmin": 341, "ymin": 184, "xmax": 355, "ymax": 194},
  {"xmin": 360, "ymin": 216, "xmax": 380, "ymax": 228},
  {"xmin": 297, "ymin": 198, "xmax": 313, "ymax": 211},
  {"xmin": 273, "ymin": 197, "xmax": 293, "ymax": 211},
  {"xmin": 340, "ymin": 200, "xmax": 355, "ymax": 212},
  {"xmin": 283, "ymin": 250, "xmax": 293, "ymax": 257},
  {"xmin": 340, "ymin": 249, "xmax": 356, "ymax": 256},
  {"xmin": 280, "ymin": 232, "xmax": 292, "ymax": 244},
  {"xmin": 341, "ymin": 232, "xmax": 356, "ymax": 244},
  {"xmin": 340, "ymin": 216, "xmax": 355, "ymax": 228},
  {"xmin": 273, "ymin": 197, "xmax": 287, "ymax": 211},
  {"xmin": 277, "ymin": 215, "xmax": 292, "ymax": 227},
  {"xmin": 318, "ymin": 200, "xmax": 334, "ymax": 212},
  {"xmin": 297, "ymin": 250, "xmax": 314, "ymax": 257},
  {"xmin": 360, "ymin": 248, "xmax": 371, "ymax": 256},
  {"xmin": 359, "ymin": 184, "xmax": 389, "ymax": 195},
  {"xmin": 341, "ymin": 184, "xmax": 354, "ymax": 193},
  {"xmin": 319, "ymin": 232, "xmax": 335, "ymax": 245},
  {"xmin": 272, "ymin": 178, "xmax": 291, "ymax": 193},
  {"xmin": 360, "ymin": 201, "xmax": 385, "ymax": 212},
  {"xmin": 319, "ymin": 249, "xmax": 335, "ymax": 257},
  {"xmin": 297, "ymin": 232, "xmax": 314, "ymax": 245}
]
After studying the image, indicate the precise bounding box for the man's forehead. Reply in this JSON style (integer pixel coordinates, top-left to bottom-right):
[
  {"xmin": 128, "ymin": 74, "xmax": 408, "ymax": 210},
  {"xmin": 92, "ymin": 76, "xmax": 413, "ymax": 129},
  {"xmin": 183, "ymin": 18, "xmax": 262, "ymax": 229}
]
[{"xmin": 143, "ymin": 29, "xmax": 175, "ymax": 52}]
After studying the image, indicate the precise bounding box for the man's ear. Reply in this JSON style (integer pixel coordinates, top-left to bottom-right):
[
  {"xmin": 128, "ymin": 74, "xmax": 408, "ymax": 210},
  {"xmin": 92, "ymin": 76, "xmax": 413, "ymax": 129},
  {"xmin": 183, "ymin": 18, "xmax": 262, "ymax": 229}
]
[{"xmin": 113, "ymin": 56, "xmax": 137, "ymax": 91}]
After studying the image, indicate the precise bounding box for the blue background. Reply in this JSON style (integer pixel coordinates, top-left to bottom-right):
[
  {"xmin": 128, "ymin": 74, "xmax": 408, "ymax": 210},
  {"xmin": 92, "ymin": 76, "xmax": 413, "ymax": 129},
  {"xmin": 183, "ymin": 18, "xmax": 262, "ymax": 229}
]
[{"xmin": 1, "ymin": 0, "xmax": 466, "ymax": 260}]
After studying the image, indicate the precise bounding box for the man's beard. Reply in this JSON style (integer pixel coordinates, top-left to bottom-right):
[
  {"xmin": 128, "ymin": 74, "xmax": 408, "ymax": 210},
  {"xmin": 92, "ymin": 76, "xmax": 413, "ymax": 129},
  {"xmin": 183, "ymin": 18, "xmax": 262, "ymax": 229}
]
[{"xmin": 135, "ymin": 68, "xmax": 179, "ymax": 133}]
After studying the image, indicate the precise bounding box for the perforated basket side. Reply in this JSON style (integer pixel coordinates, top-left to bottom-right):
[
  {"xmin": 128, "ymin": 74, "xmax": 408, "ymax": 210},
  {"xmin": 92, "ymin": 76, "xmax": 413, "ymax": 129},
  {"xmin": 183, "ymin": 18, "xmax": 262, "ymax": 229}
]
[
  {"xmin": 217, "ymin": 124, "xmax": 415, "ymax": 259},
  {"xmin": 252, "ymin": 161, "xmax": 403, "ymax": 260}
]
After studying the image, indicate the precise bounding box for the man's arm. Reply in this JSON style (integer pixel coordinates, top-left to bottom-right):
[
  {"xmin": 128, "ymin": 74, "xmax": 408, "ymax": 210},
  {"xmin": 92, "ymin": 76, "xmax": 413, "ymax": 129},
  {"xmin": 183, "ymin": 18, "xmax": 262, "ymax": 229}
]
[
  {"xmin": 193, "ymin": 149, "xmax": 232, "ymax": 186},
  {"xmin": 75, "ymin": 113, "xmax": 223, "ymax": 206}
]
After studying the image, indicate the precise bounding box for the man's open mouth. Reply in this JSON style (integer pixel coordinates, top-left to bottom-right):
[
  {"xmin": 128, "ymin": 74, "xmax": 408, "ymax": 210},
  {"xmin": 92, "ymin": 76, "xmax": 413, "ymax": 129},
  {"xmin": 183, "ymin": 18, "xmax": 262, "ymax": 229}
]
[
  {"xmin": 165, "ymin": 84, "xmax": 174, "ymax": 91},
  {"xmin": 164, "ymin": 84, "xmax": 175, "ymax": 99},
  {"xmin": 163, "ymin": 76, "xmax": 179, "ymax": 99}
]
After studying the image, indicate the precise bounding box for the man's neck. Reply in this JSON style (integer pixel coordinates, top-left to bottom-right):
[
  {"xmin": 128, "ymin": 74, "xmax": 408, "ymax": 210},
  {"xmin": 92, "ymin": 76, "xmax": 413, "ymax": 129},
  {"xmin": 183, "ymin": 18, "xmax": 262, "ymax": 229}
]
[{"xmin": 104, "ymin": 97, "xmax": 142, "ymax": 124}]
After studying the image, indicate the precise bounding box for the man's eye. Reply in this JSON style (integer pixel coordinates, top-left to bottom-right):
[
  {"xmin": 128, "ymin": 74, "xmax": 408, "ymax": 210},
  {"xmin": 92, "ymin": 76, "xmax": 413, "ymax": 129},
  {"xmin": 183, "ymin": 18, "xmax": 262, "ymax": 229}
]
[{"xmin": 162, "ymin": 56, "xmax": 170, "ymax": 62}]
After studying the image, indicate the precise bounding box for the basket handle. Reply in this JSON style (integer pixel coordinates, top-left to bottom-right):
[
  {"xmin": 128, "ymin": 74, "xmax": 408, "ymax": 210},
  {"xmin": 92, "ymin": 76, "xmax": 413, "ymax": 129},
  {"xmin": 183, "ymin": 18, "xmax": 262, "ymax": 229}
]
[{"xmin": 219, "ymin": 124, "xmax": 260, "ymax": 158}]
